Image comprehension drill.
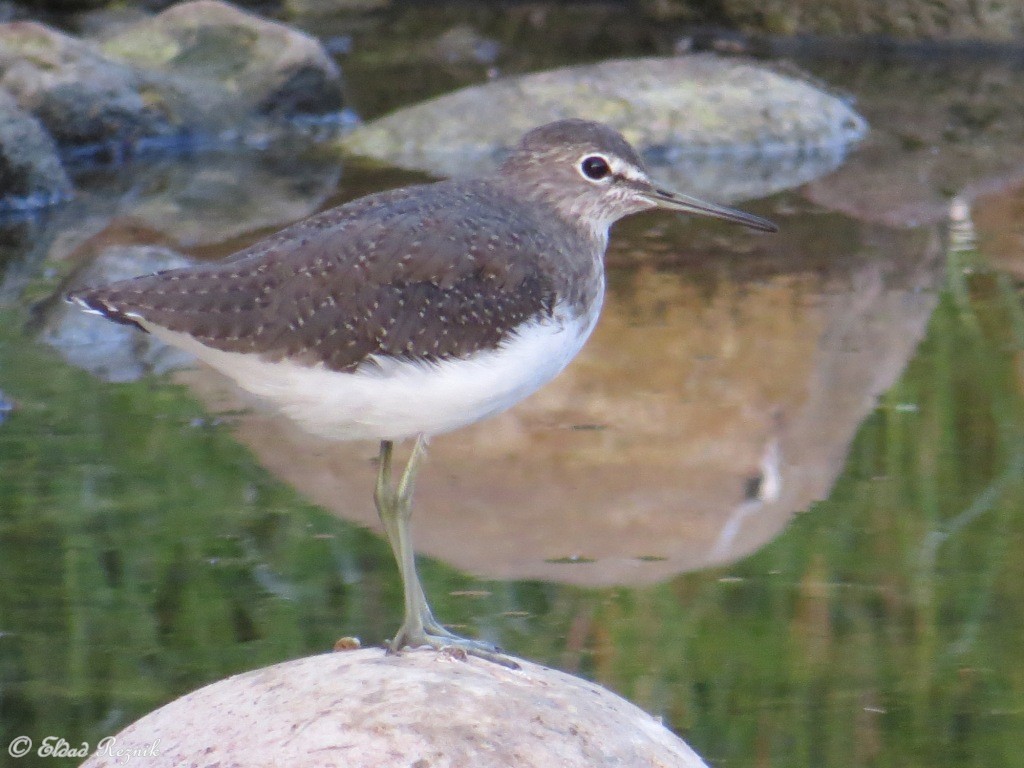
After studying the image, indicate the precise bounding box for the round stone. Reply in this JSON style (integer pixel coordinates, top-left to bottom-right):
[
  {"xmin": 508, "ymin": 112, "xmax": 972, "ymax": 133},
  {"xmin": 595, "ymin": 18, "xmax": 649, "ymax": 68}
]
[{"xmin": 80, "ymin": 649, "xmax": 708, "ymax": 768}]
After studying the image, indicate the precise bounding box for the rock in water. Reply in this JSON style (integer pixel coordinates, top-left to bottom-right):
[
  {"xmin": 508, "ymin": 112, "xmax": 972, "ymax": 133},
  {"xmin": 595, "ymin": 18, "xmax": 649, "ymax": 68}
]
[
  {"xmin": 340, "ymin": 55, "xmax": 867, "ymax": 181},
  {"xmin": 0, "ymin": 90, "xmax": 71, "ymax": 211},
  {"xmin": 101, "ymin": 0, "xmax": 344, "ymax": 119},
  {"xmin": 0, "ymin": 21, "xmax": 176, "ymax": 151},
  {"xmin": 80, "ymin": 649, "xmax": 708, "ymax": 768}
]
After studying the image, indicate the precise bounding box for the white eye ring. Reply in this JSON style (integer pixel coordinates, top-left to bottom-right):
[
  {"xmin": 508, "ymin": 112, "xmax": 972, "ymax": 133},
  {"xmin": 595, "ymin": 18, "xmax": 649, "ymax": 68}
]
[{"xmin": 579, "ymin": 154, "xmax": 612, "ymax": 182}]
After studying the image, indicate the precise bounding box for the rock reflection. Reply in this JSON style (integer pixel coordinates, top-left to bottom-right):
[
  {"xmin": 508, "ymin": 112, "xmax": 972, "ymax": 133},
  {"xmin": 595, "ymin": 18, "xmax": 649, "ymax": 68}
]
[
  {"xmin": 105, "ymin": 148, "xmax": 343, "ymax": 248},
  {"xmin": 34, "ymin": 147, "xmax": 343, "ymax": 377},
  {"xmin": 974, "ymin": 180, "xmax": 1024, "ymax": 279},
  {"xmin": 802, "ymin": 60, "xmax": 1024, "ymax": 227},
  {"xmin": 177, "ymin": 215, "xmax": 945, "ymax": 587},
  {"xmin": 647, "ymin": 146, "xmax": 850, "ymax": 205}
]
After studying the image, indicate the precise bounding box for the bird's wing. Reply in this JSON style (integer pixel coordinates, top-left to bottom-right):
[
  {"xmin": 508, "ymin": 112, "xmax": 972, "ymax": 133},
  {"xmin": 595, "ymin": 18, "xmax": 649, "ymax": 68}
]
[{"xmin": 70, "ymin": 180, "xmax": 570, "ymax": 372}]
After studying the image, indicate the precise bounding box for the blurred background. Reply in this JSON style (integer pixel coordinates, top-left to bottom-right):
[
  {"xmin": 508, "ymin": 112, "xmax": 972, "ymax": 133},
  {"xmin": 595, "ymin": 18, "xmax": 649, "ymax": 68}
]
[{"xmin": 0, "ymin": 1, "xmax": 1022, "ymax": 766}]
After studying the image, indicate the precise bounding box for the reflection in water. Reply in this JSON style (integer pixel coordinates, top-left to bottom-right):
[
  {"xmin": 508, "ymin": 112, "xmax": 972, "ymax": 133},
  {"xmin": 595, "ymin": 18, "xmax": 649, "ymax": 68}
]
[
  {"xmin": 175, "ymin": 215, "xmax": 943, "ymax": 585},
  {"xmin": 1, "ymin": 57, "xmax": 1023, "ymax": 768},
  {"xmin": 4, "ymin": 232, "xmax": 1021, "ymax": 765},
  {"xmin": 114, "ymin": 149, "xmax": 343, "ymax": 249},
  {"xmin": 801, "ymin": 60, "xmax": 1024, "ymax": 227},
  {"xmin": 648, "ymin": 146, "xmax": 850, "ymax": 204},
  {"xmin": 709, "ymin": 436, "xmax": 781, "ymax": 560}
]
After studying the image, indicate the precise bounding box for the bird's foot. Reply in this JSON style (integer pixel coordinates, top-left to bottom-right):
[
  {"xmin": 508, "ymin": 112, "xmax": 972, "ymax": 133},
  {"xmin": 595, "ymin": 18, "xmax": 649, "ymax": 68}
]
[{"xmin": 387, "ymin": 622, "xmax": 520, "ymax": 670}]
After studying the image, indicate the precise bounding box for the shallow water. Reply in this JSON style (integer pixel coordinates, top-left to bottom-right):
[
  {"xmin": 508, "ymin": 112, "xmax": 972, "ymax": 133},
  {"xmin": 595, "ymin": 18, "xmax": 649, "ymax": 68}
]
[{"xmin": 1, "ymin": 19, "xmax": 1024, "ymax": 768}]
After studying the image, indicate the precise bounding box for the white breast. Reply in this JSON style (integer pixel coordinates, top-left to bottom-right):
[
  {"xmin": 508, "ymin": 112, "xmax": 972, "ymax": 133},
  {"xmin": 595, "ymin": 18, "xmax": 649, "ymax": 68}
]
[{"xmin": 144, "ymin": 296, "xmax": 603, "ymax": 442}]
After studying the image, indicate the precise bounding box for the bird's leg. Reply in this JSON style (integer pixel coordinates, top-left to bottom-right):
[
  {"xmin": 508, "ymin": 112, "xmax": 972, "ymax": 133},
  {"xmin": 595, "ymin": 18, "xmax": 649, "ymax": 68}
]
[
  {"xmin": 373, "ymin": 436, "xmax": 519, "ymax": 669},
  {"xmin": 374, "ymin": 438, "xmax": 445, "ymax": 637}
]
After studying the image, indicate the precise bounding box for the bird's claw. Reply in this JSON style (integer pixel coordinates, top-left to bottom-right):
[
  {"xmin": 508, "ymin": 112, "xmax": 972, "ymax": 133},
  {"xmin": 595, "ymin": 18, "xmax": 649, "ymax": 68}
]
[{"xmin": 386, "ymin": 625, "xmax": 520, "ymax": 670}]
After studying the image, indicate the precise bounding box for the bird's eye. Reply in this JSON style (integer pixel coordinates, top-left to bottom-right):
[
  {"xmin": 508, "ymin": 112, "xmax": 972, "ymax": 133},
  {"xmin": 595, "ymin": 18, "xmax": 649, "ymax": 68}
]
[{"xmin": 580, "ymin": 155, "xmax": 611, "ymax": 181}]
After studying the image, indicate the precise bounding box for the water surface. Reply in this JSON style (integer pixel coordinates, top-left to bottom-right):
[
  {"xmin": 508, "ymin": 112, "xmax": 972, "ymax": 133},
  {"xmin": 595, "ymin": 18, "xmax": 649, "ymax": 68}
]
[{"xmin": 1, "ymin": 25, "xmax": 1023, "ymax": 768}]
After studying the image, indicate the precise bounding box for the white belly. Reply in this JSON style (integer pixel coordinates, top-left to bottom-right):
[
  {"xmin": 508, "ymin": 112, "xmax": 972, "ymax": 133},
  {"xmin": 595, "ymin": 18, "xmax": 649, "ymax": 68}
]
[{"xmin": 145, "ymin": 298, "xmax": 601, "ymax": 442}]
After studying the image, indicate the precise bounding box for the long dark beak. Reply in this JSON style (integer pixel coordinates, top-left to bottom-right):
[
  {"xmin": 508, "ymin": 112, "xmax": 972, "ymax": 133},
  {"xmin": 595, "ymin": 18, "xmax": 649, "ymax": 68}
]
[{"xmin": 638, "ymin": 187, "xmax": 778, "ymax": 233}]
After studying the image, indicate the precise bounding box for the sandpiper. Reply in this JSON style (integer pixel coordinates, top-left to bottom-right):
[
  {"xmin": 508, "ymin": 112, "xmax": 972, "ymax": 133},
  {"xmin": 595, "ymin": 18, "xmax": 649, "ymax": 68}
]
[{"xmin": 71, "ymin": 119, "xmax": 777, "ymax": 667}]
